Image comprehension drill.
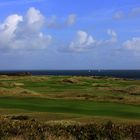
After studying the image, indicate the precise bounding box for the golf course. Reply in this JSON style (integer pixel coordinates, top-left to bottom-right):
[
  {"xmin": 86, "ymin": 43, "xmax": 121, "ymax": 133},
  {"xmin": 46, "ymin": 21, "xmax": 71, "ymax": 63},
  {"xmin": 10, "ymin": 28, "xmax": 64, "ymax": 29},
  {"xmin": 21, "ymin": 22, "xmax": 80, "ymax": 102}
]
[{"xmin": 0, "ymin": 75, "xmax": 140, "ymax": 139}]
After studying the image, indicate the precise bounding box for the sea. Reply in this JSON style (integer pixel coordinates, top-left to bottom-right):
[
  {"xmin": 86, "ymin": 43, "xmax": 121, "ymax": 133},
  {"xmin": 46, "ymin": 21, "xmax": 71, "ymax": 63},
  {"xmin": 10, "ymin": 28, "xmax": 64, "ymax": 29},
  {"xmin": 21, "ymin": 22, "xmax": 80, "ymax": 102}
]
[{"xmin": 0, "ymin": 70, "xmax": 140, "ymax": 80}]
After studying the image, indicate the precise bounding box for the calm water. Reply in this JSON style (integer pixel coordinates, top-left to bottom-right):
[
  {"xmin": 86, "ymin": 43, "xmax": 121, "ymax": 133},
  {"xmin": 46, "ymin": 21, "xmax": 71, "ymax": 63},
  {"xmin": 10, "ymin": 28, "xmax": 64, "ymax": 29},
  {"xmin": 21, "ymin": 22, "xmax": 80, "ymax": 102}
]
[{"xmin": 0, "ymin": 70, "xmax": 140, "ymax": 79}]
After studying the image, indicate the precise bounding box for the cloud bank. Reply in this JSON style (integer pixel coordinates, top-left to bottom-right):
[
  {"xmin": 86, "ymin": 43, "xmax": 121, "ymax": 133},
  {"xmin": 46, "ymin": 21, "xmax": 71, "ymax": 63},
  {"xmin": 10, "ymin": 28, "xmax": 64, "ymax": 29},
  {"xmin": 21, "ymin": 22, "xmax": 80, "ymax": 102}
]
[
  {"xmin": 0, "ymin": 7, "xmax": 52, "ymax": 51},
  {"xmin": 123, "ymin": 37, "xmax": 140, "ymax": 52},
  {"xmin": 0, "ymin": 6, "xmax": 140, "ymax": 56},
  {"xmin": 66, "ymin": 29, "xmax": 117, "ymax": 52},
  {"xmin": 0, "ymin": 7, "xmax": 76, "ymax": 52}
]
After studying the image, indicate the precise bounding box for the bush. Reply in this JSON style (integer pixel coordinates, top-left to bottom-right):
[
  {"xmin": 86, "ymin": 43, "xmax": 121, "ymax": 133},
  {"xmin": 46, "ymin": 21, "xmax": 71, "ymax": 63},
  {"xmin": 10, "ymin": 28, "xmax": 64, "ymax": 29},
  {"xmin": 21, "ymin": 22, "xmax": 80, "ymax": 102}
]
[{"xmin": 0, "ymin": 116, "xmax": 139, "ymax": 140}]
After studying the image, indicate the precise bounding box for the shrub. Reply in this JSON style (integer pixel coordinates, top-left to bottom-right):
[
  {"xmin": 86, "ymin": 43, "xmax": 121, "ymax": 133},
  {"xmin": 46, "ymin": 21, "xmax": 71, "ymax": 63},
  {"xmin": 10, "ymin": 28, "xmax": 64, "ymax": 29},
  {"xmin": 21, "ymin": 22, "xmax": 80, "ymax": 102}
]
[{"xmin": 0, "ymin": 116, "xmax": 139, "ymax": 140}]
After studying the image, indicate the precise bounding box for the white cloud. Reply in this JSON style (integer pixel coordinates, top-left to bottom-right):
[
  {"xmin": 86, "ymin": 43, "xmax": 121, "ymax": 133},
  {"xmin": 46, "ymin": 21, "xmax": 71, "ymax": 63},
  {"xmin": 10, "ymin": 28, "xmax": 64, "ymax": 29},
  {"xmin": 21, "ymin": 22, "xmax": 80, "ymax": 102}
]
[
  {"xmin": 47, "ymin": 14, "xmax": 76, "ymax": 29},
  {"xmin": 0, "ymin": 14, "xmax": 23, "ymax": 43},
  {"xmin": 0, "ymin": 7, "xmax": 52, "ymax": 51},
  {"xmin": 26, "ymin": 7, "xmax": 45, "ymax": 26},
  {"xmin": 113, "ymin": 11, "xmax": 124, "ymax": 20},
  {"xmin": 106, "ymin": 29, "xmax": 117, "ymax": 44},
  {"xmin": 113, "ymin": 7, "xmax": 140, "ymax": 20},
  {"xmin": 67, "ymin": 29, "xmax": 117, "ymax": 52},
  {"xmin": 123, "ymin": 37, "xmax": 140, "ymax": 52},
  {"xmin": 66, "ymin": 14, "xmax": 76, "ymax": 26},
  {"xmin": 69, "ymin": 30, "xmax": 96, "ymax": 52}
]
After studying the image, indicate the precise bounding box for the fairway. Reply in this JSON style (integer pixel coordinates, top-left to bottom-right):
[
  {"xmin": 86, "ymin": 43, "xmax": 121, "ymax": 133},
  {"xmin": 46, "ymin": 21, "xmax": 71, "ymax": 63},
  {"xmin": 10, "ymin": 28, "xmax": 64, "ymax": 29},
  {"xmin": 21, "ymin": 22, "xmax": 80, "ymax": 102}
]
[
  {"xmin": 0, "ymin": 76, "xmax": 140, "ymax": 122},
  {"xmin": 0, "ymin": 97, "xmax": 140, "ymax": 120}
]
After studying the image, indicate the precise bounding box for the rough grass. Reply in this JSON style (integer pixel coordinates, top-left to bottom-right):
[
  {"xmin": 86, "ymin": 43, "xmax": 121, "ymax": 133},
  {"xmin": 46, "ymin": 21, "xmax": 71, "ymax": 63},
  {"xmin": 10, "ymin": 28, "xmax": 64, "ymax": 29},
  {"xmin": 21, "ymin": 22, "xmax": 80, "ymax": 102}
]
[
  {"xmin": 0, "ymin": 87, "xmax": 41, "ymax": 97},
  {"xmin": 0, "ymin": 116, "xmax": 139, "ymax": 140}
]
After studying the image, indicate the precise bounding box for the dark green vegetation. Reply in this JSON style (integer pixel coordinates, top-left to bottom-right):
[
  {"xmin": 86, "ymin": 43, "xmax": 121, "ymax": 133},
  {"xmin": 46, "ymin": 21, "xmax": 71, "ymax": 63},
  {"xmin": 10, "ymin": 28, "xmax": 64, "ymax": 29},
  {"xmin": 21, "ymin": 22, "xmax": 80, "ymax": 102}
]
[{"xmin": 0, "ymin": 75, "xmax": 140, "ymax": 139}]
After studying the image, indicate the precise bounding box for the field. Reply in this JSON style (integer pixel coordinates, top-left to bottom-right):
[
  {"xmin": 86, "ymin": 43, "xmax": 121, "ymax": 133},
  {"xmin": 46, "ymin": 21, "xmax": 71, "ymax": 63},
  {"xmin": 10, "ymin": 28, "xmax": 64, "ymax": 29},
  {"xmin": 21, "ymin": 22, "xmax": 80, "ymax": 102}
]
[{"xmin": 0, "ymin": 75, "xmax": 140, "ymax": 139}]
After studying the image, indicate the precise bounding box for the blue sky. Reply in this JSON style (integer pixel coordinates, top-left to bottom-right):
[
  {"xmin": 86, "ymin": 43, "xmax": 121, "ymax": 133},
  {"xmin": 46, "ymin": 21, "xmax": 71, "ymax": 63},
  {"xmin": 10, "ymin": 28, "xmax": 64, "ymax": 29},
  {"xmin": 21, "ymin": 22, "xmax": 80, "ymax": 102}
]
[{"xmin": 0, "ymin": 0, "xmax": 140, "ymax": 70}]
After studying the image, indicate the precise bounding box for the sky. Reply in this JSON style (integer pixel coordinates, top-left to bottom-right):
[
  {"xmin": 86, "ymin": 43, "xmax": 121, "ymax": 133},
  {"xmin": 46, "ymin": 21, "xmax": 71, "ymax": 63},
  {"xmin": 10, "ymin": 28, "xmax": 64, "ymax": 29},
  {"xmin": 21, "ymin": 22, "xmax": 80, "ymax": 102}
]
[{"xmin": 0, "ymin": 0, "xmax": 140, "ymax": 70}]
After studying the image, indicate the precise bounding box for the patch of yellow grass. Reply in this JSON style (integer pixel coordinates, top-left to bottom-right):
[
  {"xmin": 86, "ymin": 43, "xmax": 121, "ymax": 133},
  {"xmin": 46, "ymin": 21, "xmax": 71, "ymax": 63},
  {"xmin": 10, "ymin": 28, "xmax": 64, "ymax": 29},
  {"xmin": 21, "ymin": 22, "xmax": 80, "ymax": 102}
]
[{"xmin": 0, "ymin": 87, "xmax": 41, "ymax": 97}]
